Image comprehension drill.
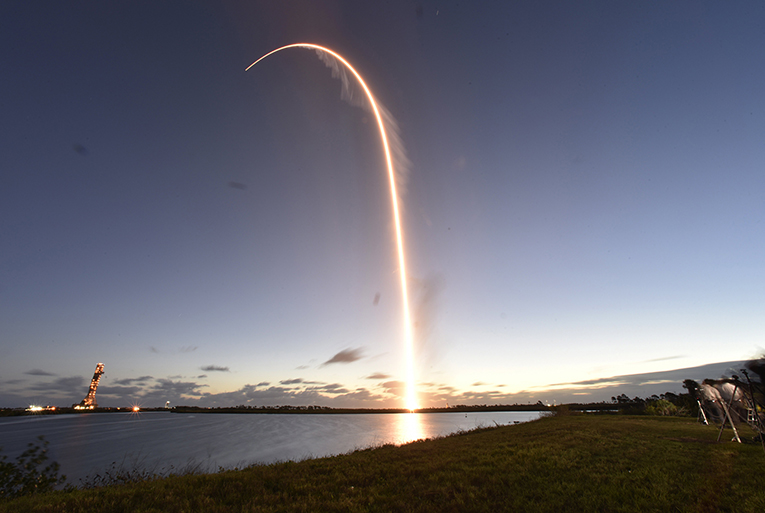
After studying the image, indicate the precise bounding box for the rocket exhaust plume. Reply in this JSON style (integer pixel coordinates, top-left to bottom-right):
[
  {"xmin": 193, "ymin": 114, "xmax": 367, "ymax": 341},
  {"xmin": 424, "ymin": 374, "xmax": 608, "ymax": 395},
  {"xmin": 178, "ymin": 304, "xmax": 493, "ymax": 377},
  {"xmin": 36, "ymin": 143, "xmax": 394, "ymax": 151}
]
[{"xmin": 246, "ymin": 43, "xmax": 418, "ymax": 411}]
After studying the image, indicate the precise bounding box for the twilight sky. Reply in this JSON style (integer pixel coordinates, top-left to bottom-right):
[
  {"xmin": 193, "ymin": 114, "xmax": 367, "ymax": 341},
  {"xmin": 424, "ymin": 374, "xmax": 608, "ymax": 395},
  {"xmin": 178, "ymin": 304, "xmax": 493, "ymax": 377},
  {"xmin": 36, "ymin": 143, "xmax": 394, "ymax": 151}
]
[{"xmin": 2, "ymin": 1, "xmax": 764, "ymax": 408}]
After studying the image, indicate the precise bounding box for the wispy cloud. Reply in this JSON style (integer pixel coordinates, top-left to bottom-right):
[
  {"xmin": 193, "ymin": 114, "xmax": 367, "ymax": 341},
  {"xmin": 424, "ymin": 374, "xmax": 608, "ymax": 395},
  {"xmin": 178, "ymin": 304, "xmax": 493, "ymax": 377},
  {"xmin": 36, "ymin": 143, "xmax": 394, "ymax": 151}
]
[
  {"xmin": 280, "ymin": 378, "xmax": 324, "ymax": 386},
  {"xmin": 25, "ymin": 369, "xmax": 56, "ymax": 376},
  {"xmin": 365, "ymin": 372, "xmax": 390, "ymax": 380},
  {"xmin": 642, "ymin": 355, "xmax": 685, "ymax": 363},
  {"xmin": 200, "ymin": 365, "xmax": 229, "ymax": 372},
  {"xmin": 179, "ymin": 346, "xmax": 198, "ymax": 353},
  {"xmin": 322, "ymin": 348, "xmax": 364, "ymax": 366},
  {"xmin": 113, "ymin": 375, "xmax": 153, "ymax": 386}
]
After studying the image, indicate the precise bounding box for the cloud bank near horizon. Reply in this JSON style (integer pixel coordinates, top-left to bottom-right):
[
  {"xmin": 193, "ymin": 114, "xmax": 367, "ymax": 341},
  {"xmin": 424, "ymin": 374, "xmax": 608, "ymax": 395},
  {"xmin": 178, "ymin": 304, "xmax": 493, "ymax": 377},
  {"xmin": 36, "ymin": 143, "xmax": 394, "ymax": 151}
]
[{"xmin": 1, "ymin": 361, "xmax": 745, "ymax": 409}]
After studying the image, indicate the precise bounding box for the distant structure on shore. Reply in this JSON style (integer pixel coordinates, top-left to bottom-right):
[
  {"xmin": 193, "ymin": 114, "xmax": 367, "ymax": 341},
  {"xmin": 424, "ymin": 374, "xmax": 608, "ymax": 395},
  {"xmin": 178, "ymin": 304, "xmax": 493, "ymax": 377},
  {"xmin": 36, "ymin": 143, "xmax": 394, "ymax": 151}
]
[{"xmin": 73, "ymin": 363, "xmax": 105, "ymax": 410}]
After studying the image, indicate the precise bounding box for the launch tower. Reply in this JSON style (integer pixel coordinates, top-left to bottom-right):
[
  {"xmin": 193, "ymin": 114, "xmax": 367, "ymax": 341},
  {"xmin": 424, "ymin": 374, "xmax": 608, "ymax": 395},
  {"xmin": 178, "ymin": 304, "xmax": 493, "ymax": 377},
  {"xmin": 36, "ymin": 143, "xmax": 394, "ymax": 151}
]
[{"xmin": 74, "ymin": 363, "xmax": 105, "ymax": 409}]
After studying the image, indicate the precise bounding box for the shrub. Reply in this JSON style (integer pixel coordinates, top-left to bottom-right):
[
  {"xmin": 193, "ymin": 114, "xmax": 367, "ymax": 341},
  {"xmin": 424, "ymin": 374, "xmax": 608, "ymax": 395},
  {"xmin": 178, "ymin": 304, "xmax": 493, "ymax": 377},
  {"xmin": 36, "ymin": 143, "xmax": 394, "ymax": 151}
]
[
  {"xmin": 551, "ymin": 404, "xmax": 575, "ymax": 416},
  {"xmin": 0, "ymin": 436, "xmax": 66, "ymax": 499},
  {"xmin": 645, "ymin": 399, "xmax": 679, "ymax": 416}
]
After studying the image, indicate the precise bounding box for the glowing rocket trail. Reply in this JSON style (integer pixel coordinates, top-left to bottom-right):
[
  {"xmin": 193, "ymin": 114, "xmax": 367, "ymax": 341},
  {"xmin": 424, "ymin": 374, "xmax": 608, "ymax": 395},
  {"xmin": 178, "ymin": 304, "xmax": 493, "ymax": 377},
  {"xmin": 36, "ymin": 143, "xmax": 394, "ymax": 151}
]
[{"xmin": 246, "ymin": 43, "xmax": 418, "ymax": 411}]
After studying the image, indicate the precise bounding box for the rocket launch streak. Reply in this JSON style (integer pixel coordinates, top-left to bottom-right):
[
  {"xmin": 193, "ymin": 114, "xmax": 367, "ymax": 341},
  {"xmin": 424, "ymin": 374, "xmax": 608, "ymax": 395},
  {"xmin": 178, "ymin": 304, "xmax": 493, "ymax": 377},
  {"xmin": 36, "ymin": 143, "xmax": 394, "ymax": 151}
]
[{"xmin": 246, "ymin": 44, "xmax": 417, "ymax": 411}]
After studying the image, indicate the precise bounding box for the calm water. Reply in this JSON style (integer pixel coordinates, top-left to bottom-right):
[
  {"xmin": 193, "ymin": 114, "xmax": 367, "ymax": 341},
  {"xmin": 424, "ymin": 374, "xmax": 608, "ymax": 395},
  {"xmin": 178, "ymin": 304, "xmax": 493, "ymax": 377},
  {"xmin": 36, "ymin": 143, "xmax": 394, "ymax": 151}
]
[{"xmin": 0, "ymin": 411, "xmax": 542, "ymax": 483}]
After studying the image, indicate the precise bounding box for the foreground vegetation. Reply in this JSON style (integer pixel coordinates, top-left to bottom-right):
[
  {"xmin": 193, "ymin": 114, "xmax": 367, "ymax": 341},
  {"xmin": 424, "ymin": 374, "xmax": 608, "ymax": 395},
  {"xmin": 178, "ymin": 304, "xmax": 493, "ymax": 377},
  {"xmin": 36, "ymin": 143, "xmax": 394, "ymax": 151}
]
[
  {"xmin": 0, "ymin": 437, "xmax": 65, "ymax": 500},
  {"xmin": 2, "ymin": 415, "xmax": 764, "ymax": 512}
]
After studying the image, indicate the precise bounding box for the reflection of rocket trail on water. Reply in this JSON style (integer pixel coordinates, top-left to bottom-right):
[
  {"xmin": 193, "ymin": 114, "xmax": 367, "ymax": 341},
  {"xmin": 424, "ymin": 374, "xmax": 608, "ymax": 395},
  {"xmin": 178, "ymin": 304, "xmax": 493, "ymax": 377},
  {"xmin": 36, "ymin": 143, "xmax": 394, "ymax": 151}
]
[{"xmin": 246, "ymin": 44, "xmax": 418, "ymax": 411}]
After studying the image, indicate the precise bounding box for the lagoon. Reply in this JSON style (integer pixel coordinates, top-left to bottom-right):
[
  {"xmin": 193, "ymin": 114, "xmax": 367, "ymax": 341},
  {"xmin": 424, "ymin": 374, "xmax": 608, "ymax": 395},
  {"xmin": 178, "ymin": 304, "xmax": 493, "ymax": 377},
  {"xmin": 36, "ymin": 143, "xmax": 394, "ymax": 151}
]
[{"xmin": 0, "ymin": 411, "xmax": 543, "ymax": 484}]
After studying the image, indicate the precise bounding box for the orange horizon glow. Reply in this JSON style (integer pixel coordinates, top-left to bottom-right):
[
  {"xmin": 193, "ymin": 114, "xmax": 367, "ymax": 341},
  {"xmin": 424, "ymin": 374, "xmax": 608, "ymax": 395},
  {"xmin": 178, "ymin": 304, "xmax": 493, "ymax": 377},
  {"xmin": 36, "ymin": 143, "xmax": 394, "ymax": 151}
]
[{"xmin": 246, "ymin": 43, "xmax": 418, "ymax": 410}]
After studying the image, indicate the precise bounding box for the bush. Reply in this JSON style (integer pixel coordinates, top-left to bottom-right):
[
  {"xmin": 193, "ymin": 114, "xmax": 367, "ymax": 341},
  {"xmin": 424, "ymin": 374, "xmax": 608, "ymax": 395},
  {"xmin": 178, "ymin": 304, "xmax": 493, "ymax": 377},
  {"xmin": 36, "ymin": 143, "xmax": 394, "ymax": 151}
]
[
  {"xmin": 645, "ymin": 399, "xmax": 679, "ymax": 416},
  {"xmin": 0, "ymin": 436, "xmax": 66, "ymax": 499},
  {"xmin": 550, "ymin": 404, "xmax": 576, "ymax": 416}
]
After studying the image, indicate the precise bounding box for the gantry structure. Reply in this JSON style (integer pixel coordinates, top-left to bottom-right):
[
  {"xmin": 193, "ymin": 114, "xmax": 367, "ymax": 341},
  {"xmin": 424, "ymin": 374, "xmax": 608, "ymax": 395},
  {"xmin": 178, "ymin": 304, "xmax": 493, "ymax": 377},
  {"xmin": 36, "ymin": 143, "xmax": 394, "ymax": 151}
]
[{"xmin": 74, "ymin": 363, "xmax": 105, "ymax": 409}]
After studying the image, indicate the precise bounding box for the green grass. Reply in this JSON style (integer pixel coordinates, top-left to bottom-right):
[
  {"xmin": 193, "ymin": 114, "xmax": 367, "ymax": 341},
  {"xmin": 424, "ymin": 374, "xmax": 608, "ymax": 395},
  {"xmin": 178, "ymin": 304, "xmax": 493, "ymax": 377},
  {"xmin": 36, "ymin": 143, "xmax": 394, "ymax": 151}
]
[{"xmin": 3, "ymin": 415, "xmax": 764, "ymax": 512}]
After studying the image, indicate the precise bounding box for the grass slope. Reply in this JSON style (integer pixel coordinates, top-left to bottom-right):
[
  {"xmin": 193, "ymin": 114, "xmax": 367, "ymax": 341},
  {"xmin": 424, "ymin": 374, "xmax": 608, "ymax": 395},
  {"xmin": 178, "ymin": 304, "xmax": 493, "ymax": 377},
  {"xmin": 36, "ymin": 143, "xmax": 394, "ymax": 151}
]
[{"xmin": 3, "ymin": 415, "xmax": 764, "ymax": 512}]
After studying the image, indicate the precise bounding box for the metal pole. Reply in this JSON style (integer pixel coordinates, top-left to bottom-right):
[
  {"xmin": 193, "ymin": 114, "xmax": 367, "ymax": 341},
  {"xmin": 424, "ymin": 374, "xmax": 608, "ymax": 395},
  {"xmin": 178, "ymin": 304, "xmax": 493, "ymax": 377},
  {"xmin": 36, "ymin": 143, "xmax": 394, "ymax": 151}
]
[
  {"xmin": 697, "ymin": 399, "xmax": 709, "ymax": 425},
  {"xmin": 716, "ymin": 384, "xmax": 741, "ymax": 444}
]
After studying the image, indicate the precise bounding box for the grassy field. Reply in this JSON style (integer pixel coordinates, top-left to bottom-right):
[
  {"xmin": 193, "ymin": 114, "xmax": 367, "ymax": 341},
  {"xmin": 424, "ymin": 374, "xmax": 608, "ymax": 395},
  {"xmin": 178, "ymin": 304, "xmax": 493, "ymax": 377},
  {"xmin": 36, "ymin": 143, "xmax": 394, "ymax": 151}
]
[{"xmin": 2, "ymin": 415, "xmax": 764, "ymax": 512}]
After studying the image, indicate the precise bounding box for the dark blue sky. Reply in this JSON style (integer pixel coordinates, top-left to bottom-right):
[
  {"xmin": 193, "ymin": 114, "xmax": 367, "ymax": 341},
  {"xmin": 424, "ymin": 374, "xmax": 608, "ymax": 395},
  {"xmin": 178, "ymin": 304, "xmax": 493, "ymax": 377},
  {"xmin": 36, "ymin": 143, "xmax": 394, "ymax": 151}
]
[{"xmin": 2, "ymin": 1, "xmax": 764, "ymax": 408}]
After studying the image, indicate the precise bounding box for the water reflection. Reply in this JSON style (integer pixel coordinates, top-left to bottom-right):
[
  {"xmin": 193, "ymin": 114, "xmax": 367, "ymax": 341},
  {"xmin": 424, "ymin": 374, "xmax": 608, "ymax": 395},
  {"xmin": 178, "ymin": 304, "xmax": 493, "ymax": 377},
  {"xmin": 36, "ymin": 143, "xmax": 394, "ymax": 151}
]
[
  {"xmin": 0, "ymin": 411, "xmax": 543, "ymax": 482},
  {"xmin": 397, "ymin": 412, "xmax": 426, "ymax": 444}
]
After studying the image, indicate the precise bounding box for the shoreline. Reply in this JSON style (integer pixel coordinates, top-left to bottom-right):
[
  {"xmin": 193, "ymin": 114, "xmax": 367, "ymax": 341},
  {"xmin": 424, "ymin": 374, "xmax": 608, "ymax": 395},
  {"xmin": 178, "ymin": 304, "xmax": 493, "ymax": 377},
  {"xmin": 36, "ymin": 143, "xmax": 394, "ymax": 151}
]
[{"xmin": 1, "ymin": 402, "xmax": 624, "ymax": 417}]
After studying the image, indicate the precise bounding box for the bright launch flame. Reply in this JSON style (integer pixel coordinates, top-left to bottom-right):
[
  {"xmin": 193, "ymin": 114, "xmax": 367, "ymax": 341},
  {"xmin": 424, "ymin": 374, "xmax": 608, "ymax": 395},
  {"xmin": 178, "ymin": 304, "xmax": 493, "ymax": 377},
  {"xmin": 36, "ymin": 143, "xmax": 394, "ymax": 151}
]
[{"xmin": 246, "ymin": 43, "xmax": 417, "ymax": 411}]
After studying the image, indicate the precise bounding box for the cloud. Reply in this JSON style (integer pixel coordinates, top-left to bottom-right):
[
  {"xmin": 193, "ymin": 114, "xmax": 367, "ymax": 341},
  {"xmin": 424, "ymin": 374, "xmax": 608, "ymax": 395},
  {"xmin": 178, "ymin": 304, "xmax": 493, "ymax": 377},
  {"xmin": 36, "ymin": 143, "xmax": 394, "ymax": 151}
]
[
  {"xmin": 25, "ymin": 369, "xmax": 56, "ymax": 376},
  {"xmin": 311, "ymin": 383, "xmax": 349, "ymax": 394},
  {"xmin": 280, "ymin": 378, "xmax": 324, "ymax": 386},
  {"xmin": 7, "ymin": 359, "xmax": 746, "ymax": 410},
  {"xmin": 192, "ymin": 383, "xmax": 390, "ymax": 409},
  {"xmin": 471, "ymin": 382, "xmax": 486, "ymax": 387},
  {"xmin": 542, "ymin": 362, "xmax": 744, "ymax": 392},
  {"xmin": 200, "ymin": 365, "xmax": 230, "ymax": 372},
  {"xmin": 641, "ymin": 355, "xmax": 685, "ymax": 363},
  {"xmin": 197, "ymin": 375, "xmax": 208, "ymax": 379},
  {"xmin": 179, "ymin": 346, "xmax": 198, "ymax": 353},
  {"xmin": 29, "ymin": 376, "xmax": 84, "ymax": 394},
  {"xmin": 150, "ymin": 346, "xmax": 159, "ymax": 353},
  {"xmin": 380, "ymin": 381, "xmax": 405, "ymax": 395},
  {"xmin": 97, "ymin": 385, "xmax": 145, "ymax": 397},
  {"xmin": 366, "ymin": 373, "xmax": 390, "ymax": 380},
  {"xmin": 137, "ymin": 379, "xmax": 210, "ymax": 404},
  {"xmin": 113, "ymin": 376, "xmax": 153, "ymax": 386},
  {"xmin": 322, "ymin": 348, "xmax": 364, "ymax": 366},
  {"xmin": 72, "ymin": 143, "xmax": 89, "ymax": 156}
]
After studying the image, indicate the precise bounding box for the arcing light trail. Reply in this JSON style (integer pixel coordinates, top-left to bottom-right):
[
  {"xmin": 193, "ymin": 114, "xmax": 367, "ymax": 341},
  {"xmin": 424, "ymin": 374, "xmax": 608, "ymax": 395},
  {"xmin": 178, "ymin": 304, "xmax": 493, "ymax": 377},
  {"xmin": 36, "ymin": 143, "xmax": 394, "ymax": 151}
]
[{"xmin": 246, "ymin": 44, "xmax": 418, "ymax": 411}]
